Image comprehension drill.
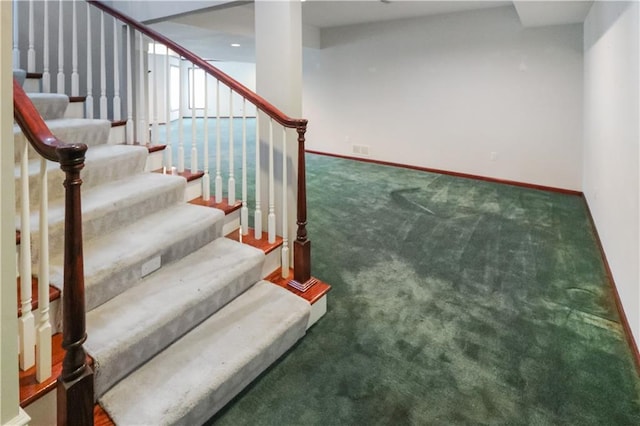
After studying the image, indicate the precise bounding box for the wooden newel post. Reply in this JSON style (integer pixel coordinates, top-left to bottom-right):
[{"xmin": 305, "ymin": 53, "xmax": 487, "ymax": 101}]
[
  {"xmin": 290, "ymin": 125, "xmax": 317, "ymax": 292},
  {"xmin": 56, "ymin": 144, "xmax": 94, "ymax": 426}
]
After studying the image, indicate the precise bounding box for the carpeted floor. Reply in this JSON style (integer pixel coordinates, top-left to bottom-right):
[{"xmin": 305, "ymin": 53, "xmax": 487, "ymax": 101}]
[
  {"xmin": 206, "ymin": 155, "xmax": 640, "ymax": 425},
  {"xmin": 161, "ymin": 120, "xmax": 640, "ymax": 425}
]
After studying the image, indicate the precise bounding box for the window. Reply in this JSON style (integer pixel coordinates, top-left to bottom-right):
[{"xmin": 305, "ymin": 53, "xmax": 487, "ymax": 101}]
[
  {"xmin": 189, "ymin": 67, "xmax": 206, "ymax": 109},
  {"xmin": 170, "ymin": 65, "xmax": 180, "ymax": 111}
]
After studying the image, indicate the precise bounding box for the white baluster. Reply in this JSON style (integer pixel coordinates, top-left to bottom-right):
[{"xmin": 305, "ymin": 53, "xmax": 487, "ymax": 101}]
[
  {"xmin": 71, "ymin": 0, "xmax": 79, "ymax": 96},
  {"xmin": 85, "ymin": 4, "xmax": 93, "ymax": 118},
  {"xmin": 281, "ymin": 127, "xmax": 289, "ymax": 276},
  {"xmin": 241, "ymin": 98, "xmax": 248, "ymax": 235},
  {"xmin": 151, "ymin": 42, "xmax": 158, "ymax": 145},
  {"xmin": 57, "ymin": 0, "xmax": 65, "ymax": 94},
  {"xmin": 36, "ymin": 158, "xmax": 51, "ymax": 382},
  {"xmin": 254, "ymin": 113, "xmax": 262, "ymax": 239},
  {"xmin": 99, "ymin": 11, "xmax": 107, "ymax": 119},
  {"xmin": 113, "ymin": 18, "xmax": 121, "ymax": 121},
  {"xmin": 138, "ymin": 32, "xmax": 147, "ymax": 143},
  {"xmin": 191, "ymin": 65, "xmax": 197, "ymax": 173},
  {"xmin": 165, "ymin": 48, "xmax": 172, "ymax": 167},
  {"xmin": 13, "ymin": 0, "xmax": 20, "ymax": 67},
  {"xmin": 42, "ymin": 0, "xmax": 50, "ymax": 93},
  {"xmin": 202, "ymin": 73, "xmax": 210, "ymax": 201},
  {"xmin": 215, "ymin": 80, "xmax": 222, "ymax": 202},
  {"xmin": 27, "ymin": 0, "xmax": 35, "ymax": 73},
  {"xmin": 126, "ymin": 26, "xmax": 133, "ymax": 143},
  {"xmin": 268, "ymin": 118, "xmax": 276, "ymax": 243},
  {"xmin": 19, "ymin": 143, "xmax": 35, "ymax": 371},
  {"xmin": 177, "ymin": 59, "xmax": 184, "ymax": 172},
  {"xmin": 228, "ymin": 89, "xmax": 235, "ymax": 204}
]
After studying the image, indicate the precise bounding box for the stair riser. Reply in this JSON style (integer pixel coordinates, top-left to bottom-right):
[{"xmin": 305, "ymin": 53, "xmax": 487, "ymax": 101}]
[
  {"xmin": 23, "ymin": 78, "xmax": 40, "ymax": 93},
  {"xmin": 108, "ymin": 125, "xmax": 126, "ymax": 145},
  {"xmin": 63, "ymin": 101, "xmax": 85, "ymax": 119}
]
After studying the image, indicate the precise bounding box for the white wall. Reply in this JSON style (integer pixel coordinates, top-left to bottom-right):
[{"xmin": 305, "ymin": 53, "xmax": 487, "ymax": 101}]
[
  {"xmin": 583, "ymin": 1, "xmax": 639, "ymax": 343},
  {"xmin": 1, "ymin": 1, "xmax": 24, "ymax": 424},
  {"xmin": 105, "ymin": 1, "xmax": 230, "ymax": 23},
  {"xmin": 303, "ymin": 5, "xmax": 583, "ymax": 190}
]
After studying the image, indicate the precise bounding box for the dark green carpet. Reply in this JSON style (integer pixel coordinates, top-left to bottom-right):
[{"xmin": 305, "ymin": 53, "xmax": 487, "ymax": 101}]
[
  {"xmin": 160, "ymin": 120, "xmax": 640, "ymax": 424},
  {"xmin": 211, "ymin": 155, "xmax": 640, "ymax": 425}
]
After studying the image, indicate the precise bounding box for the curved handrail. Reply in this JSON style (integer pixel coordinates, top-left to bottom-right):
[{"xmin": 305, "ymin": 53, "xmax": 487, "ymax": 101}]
[
  {"xmin": 13, "ymin": 78, "xmax": 88, "ymax": 163},
  {"xmin": 87, "ymin": 0, "xmax": 308, "ymax": 130},
  {"xmin": 14, "ymin": 77, "xmax": 92, "ymax": 424}
]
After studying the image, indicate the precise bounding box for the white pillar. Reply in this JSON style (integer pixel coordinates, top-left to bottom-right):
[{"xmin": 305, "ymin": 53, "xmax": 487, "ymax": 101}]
[
  {"xmin": 254, "ymin": 0, "xmax": 302, "ymax": 248},
  {"xmin": 0, "ymin": 2, "xmax": 30, "ymax": 424}
]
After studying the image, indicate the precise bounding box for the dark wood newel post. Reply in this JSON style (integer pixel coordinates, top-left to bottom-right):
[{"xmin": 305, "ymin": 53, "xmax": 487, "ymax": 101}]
[
  {"xmin": 56, "ymin": 144, "xmax": 94, "ymax": 426},
  {"xmin": 290, "ymin": 124, "xmax": 317, "ymax": 292}
]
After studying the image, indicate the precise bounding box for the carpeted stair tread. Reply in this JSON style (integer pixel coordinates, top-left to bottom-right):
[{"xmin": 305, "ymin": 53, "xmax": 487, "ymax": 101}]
[
  {"xmin": 99, "ymin": 280, "xmax": 310, "ymax": 426},
  {"xmin": 14, "ymin": 118, "xmax": 111, "ymax": 162},
  {"xmin": 86, "ymin": 237, "xmax": 266, "ymax": 397},
  {"xmin": 27, "ymin": 93, "xmax": 69, "ymax": 120},
  {"xmin": 50, "ymin": 203, "xmax": 226, "ymax": 311},
  {"xmin": 15, "ymin": 144, "xmax": 148, "ymax": 210},
  {"xmin": 23, "ymin": 172, "xmax": 186, "ymax": 263}
]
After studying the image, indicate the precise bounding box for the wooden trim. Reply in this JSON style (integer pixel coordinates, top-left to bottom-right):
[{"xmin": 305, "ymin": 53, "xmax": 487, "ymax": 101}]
[
  {"xmin": 88, "ymin": 0, "xmax": 307, "ymax": 129},
  {"xmin": 306, "ymin": 150, "xmax": 583, "ymax": 197},
  {"xmin": 68, "ymin": 96, "xmax": 86, "ymax": 103},
  {"xmin": 17, "ymin": 277, "xmax": 61, "ymax": 317},
  {"xmin": 267, "ymin": 268, "xmax": 331, "ymax": 305},
  {"xmin": 582, "ymin": 197, "xmax": 640, "ymax": 375},
  {"xmin": 94, "ymin": 404, "xmax": 115, "ymax": 426},
  {"xmin": 110, "ymin": 120, "xmax": 127, "ymax": 128},
  {"xmin": 154, "ymin": 168, "xmax": 204, "ymax": 183},
  {"xmin": 226, "ymin": 228, "xmax": 283, "ymax": 255},
  {"xmin": 26, "ymin": 72, "xmax": 43, "ymax": 79},
  {"xmin": 190, "ymin": 196, "xmax": 241, "ymax": 215},
  {"xmin": 20, "ymin": 334, "xmax": 93, "ymax": 408}
]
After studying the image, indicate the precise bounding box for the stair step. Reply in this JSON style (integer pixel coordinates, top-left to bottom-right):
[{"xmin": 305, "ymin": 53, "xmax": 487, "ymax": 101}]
[
  {"xmin": 17, "ymin": 276, "xmax": 60, "ymax": 317},
  {"xmin": 85, "ymin": 237, "xmax": 265, "ymax": 397},
  {"xmin": 50, "ymin": 202, "xmax": 225, "ymax": 311},
  {"xmin": 27, "ymin": 93, "xmax": 69, "ymax": 120},
  {"xmin": 15, "ymin": 144, "xmax": 148, "ymax": 210},
  {"xmin": 99, "ymin": 280, "xmax": 310, "ymax": 425},
  {"xmin": 25, "ymin": 172, "xmax": 187, "ymax": 265}
]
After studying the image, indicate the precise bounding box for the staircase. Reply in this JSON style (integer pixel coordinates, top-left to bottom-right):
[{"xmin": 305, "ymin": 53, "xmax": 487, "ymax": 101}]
[{"xmin": 7, "ymin": 1, "xmax": 329, "ymax": 424}]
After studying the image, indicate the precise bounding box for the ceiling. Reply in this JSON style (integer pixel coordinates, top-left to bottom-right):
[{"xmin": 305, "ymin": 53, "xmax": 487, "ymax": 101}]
[{"xmin": 147, "ymin": 0, "xmax": 593, "ymax": 62}]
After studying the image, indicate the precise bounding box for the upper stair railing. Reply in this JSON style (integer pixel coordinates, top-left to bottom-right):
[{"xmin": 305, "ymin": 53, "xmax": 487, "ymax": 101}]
[{"xmin": 84, "ymin": 0, "xmax": 314, "ymax": 289}]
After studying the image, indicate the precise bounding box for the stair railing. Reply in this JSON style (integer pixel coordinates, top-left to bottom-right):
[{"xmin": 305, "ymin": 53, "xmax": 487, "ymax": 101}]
[
  {"xmin": 85, "ymin": 0, "xmax": 315, "ymax": 288},
  {"xmin": 13, "ymin": 79, "xmax": 93, "ymax": 425}
]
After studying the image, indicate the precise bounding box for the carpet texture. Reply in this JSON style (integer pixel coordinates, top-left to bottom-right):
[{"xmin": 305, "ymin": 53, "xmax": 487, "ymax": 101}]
[
  {"xmin": 100, "ymin": 281, "xmax": 310, "ymax": 426},
  {"xmin": 207, "ymin": 153, "xmax": 640, "ymax": 425}
]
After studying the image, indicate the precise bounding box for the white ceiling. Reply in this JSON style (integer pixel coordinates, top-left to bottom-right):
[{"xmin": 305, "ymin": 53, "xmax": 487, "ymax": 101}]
[{"xmin": 148, "ymin": 0, "xmax": 594, "ymax": 62}]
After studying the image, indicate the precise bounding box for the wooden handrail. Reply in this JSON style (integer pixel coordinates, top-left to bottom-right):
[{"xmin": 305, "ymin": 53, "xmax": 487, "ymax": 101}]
[
  {"xmin": 87, "ymin": 0, "xmax": 307, "ymax": 130},
  {"xmin": 14, "ymin": 78, "xmax": 93, "ymax": 426},
  {"xmin": 88, "ymin": 0, "xmax": 316, "ymax": 290}
]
